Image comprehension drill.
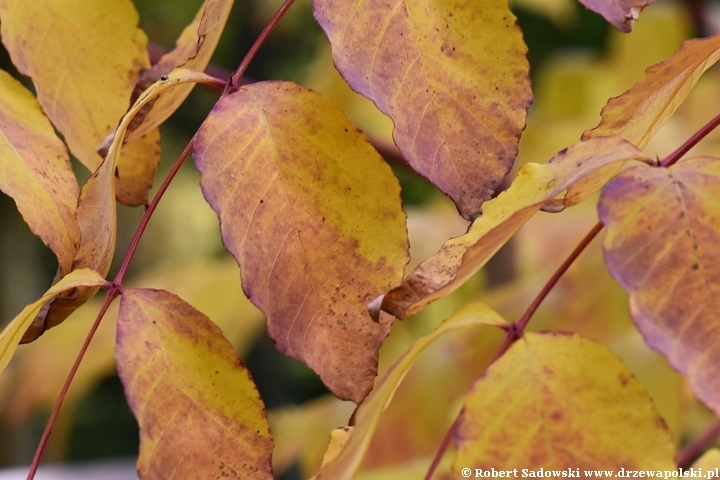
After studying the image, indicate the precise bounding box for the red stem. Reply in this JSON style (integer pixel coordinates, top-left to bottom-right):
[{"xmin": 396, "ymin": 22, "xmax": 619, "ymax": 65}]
[
  {"xmin": 660, "ymin": 110, "xmax": 720, "ymax": 167},
  {"xmin": 676, "ymin": 420, "xmax": 720, "ymax": 468},
  {"xmin": 227, "ymin": 0, "xmax": 296, "ymax": 93},
  {"xmin": 27, "ymin": 285, "xmax": 117, "ymax": 480},
  {"xmin": 26, "ymin": 1, "xmax": 299, "ymax": 477}
]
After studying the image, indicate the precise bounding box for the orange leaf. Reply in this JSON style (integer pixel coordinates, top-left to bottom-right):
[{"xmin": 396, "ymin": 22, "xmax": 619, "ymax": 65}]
[
  {"xmin": 115, "ymin": 129, "xmax": 162, "ymax": 207},
  {"xmin": 122, "ymin": 0, "xmax": 234, "ymax": 144},
  {"xmin": 599, "ymin": 157, "xmax": 720, "ymax": 416},
  {"xmin": 577, "ymin": 0, "xmax": 656, "ymax": 32},
  {"xmin": 194, "ymin": 81, "xmax": 409, "ymax": 403},
  {"xmin": 313, "ymin": 0, "xmax": 532, "ymax": 219},
  {"xmin": 567, "ymin": 34, "xmax": 720, "ymax": 207},
  {"xmin": 23, "ymin": 69, "xmax": 219, "ymax": 342},
  {"xmin": 0, "ymin": 69, "xmax": 80, "ymax": 276},
  {"xmin": 116, "ymin": 288, "xmax": 273, "ymax": 479},
  {"xmin": 377, "ymin": 137, "xmax": 650, "ymax": 320},
  {"xmin": 0, "ymin": 0, "xmax": 149, "ymax": 170},
  {"xmin": 453, "ymin": 332, "xmax": 675, "ymax": 470}
]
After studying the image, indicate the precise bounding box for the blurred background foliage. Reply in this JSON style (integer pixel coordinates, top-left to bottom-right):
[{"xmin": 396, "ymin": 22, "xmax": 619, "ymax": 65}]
[{"xmin": 1, "ymin": 0, "xmax": 720, "ymax": 478}]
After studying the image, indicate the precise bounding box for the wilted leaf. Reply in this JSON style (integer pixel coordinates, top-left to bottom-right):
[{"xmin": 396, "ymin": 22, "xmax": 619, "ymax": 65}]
[
  {"xmin": 0, "ymin": 269, "xmax": 106, "ymax": 376},
  {"xmin": 568, "ymin": 34, "xmax": 720, "ymax": 207},
  {"xmin": 194, "ymin": 81, "xmax": 409, "ymax": 403},
  {"xmin": 0, "ymin": 69, "xmax": 80, "ymax": 275},
  {"xmin": 313, "ymin": 303, "xmax": 508, "ymax": 480},
  {"xmin": 115, "ymin": 129, "xmax": 162, "ymax": 207},
  {"xmin": 0, "ymin": 0, "xmax": 149, "ymax": 170},
  {"xmin": 377, "ymin": 136, "xmax": 650, "ymax": 319},
  {"xmin": 599, "ymin": 157, "xmax": 720, "ymax": 416},
  {"xmin": 116, "ymin": 288, "xmax": 273, "ymax": 479},
  {"xmin": 313, "ymin": 0, "xmax": 532, "ymax": 219},
  {"xmin": 578, "ymin": 0, "xmax": 656, "ymax": 32},
  {"xmin": 453, "ymin": 332, "xmax": 675, "ymax": 470},
  {"xmin": 23, "ymin": 69, "xmax": 219, "ymax": 342},
  {"xmin": 122, "ymin": 0, "xmax": 234, "ymax": 144}
]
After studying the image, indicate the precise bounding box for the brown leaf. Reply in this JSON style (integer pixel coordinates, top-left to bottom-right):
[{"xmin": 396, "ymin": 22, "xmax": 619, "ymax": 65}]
[
  {"xmin": 599, "ymin": 157, "xmax": 720, "ymax": 416},
  {"xmin": 194, "ymin": 81, "xmax": 409, "ymax": 403},
  {"xmin": 116, "ymin": 288, "xmax": 273, "ymax": 479},
  {"xmin": 313, "ymin": 0, "xmax": 532, "ymax": 219},
  {"xmin": 453, "ymin": 332, "xmax": 675, "ymax": 469},
  {"xmin": 378, "ymin": 137, "xmax": 650, "ymax": 319},
  {"xmin": 115, "ymin": 129, "xmax": 161, "ymax": 207},
  {"xmin": 568, "ymin": 34, "xmax": 720, "ymax": 207},
  {"xmin": 0, "ymin": 69, "xmax": 80, "ymax": 275},
  {"xmin": 578, "ymin": 0, "xmax": 657, "ymax": 32},
  {"xmin": 0, "ymin": 0, "xmax": 149, "ymax": 170}
]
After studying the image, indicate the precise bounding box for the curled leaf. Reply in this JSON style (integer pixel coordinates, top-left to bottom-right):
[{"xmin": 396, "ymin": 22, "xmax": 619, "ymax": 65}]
[
  {"xmin": 378, "ymin": 137, "xmax": 650, "ymax": 319},
  {"xmin": 578, "ymin": 0, "xmax": 656, "ymax": 32}
]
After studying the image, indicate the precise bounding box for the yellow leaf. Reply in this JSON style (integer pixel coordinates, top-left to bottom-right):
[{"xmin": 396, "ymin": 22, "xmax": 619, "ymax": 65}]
[
  {"xmin": 599, "ymin": 157, "xmax": 720, "ymax": 416},
  {"xmin": 0, "ymin": 0, "xmax": 149, "ymax": 170},
  {"xmin": 116, "ymin": 288, "xmax": 273, "ymax": 479},
  {"xmin": 0, "ymin": 69, "xmax": 80, "ymax": 276},
  {"xmin": 453, "ymin": 332, "xmax": 675, "ymax": 470},
  {"xmin": 378, "ymin": 136, "xmax": 650, "ymax": 319},
  {"xmin": 123, "ymin": 0, "xmax": 234, "ymax": 144},
  {"xmin": 23, "ymin": 68, "xmax": 220, "ymax": 342},
  {"xmin": 313, "ymin": 0, "xmax": 532, "ymax": 219},
  {"xmin": 115, "ymin": 129, "xmax": 161, "ymax": 207},
  {"xmin": 194, "ymin": 81, "xmax": 409, "ymax": 403},
  {"xmin": 0, "ymin": 269, "xmax": 106, "ymax": 376},
  {"xmin": 568, "ymin": 34, "xmax": 720, "ymax": 207},
  {"xmin": 312, "ymin": 303, "xmax": 508, "ymax": 480},
  {"xmin": 578, "ymin": 0, "xmax": 656, "ymax": 32}
]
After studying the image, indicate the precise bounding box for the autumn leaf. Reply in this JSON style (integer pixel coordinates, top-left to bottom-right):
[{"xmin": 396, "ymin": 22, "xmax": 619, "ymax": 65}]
[
  {"xmin": 313, "ymin": 303, "xmax": 508, "ymax": 480},
  {"xmin": 599, "ymin": 157, "xmax": 720, "ymax": 417},
  {"xmin": 376, "ymin": 136, "xmax": 651, "ymax": 320},
  {"xmin": 0, "ymin": 0, "xmax": 149, "ymax": 171},
  {"xmin": 22, "ymin": 69, "xmax": 220, "ymax": 342},
  {"xmin": 122, "ymin": 0, "xmax": 234, "ymax": 144},
  {"xmin": 453, "ymin": 332, "xmax": 675, "ymax": 470},
  {"xmin": 0, "ymin": 69, "xmax": 80, "ymax": 276},
  {"xmin": 0, "ymin": 269, "xmax": 106, "ymax": 376},
  {"xmin": 116, "ymin": 288, "xmax": 273, "ymax": 479},
  {"xmin": 115, "ymin": 129, "xmax": 162, "ymax": 207},
  {"xmin": 567, "ymin": 34, "xmax": 720, "ymax": 207},
  {"xmin": 194, "ymin": 81, "xmax": 409, "ymax": 403},
  {"xmin": 313, "ymin": 0, "xmax": 532, "ymax": 219},
  {"xmin": 577, "ymin": 0, "xmax": 656, "ymax": 32}
]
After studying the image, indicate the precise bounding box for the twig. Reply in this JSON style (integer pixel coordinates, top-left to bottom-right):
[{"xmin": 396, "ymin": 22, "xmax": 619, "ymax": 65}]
[{"xmin": 677, "ymin": 420, "xmax": 720, "ymax": 468}]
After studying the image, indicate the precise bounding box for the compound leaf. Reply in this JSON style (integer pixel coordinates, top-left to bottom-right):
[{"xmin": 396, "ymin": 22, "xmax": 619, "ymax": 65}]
[
  {"xmin": 377, "ymin": 137, "xmax": 650, "ymax": 319},
  {"xmin": 313, "ymin": 0, "xmax": 532, "ymax": 219},
  {"xmin": 194, "ymin": 81, "xmax": 409, "ymax": 403},
  {"xmin": 0, "ymin": 0, "xmax": 149, "ymax": 170},
  {"xmin": 453, "ymin": 332, "xmax": 675, "ymax": 470},
  {"xmin": 116, "ymin": 288, "xmax": 273, "ymax": 479},
  {"xmin": 599, "ymin": 157, "xmax": 720, "ymax": 416},
  {"xmin": 0, "ymin": 69, "xmax": 80, "ymax": 276}
]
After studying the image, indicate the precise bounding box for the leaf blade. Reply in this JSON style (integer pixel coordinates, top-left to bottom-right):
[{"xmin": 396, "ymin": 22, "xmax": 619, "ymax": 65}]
[
  {"xmin": 116, "ymin": 288, "xmax": 273, "ymax": 479},
  {"xmin": 194, "ymin": 81, "xmax": 409, "ymax": 403},
  {"xmin": 313, "ymin": 0, "xmax": 532, "ymax": 219}
]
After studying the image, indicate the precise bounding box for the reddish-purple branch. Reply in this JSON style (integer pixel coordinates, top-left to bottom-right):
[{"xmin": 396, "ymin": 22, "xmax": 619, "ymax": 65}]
[
  {"xmin": 676, "ymin": 420, "xmax": 720, "ymax": 468},
  {"xmin": 661, "ymin": 111, "xmax": 720, "ymax": 167},
  {"xmin": 27, "ymin": 284, "xmax": 117, "ymax": 480}
]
